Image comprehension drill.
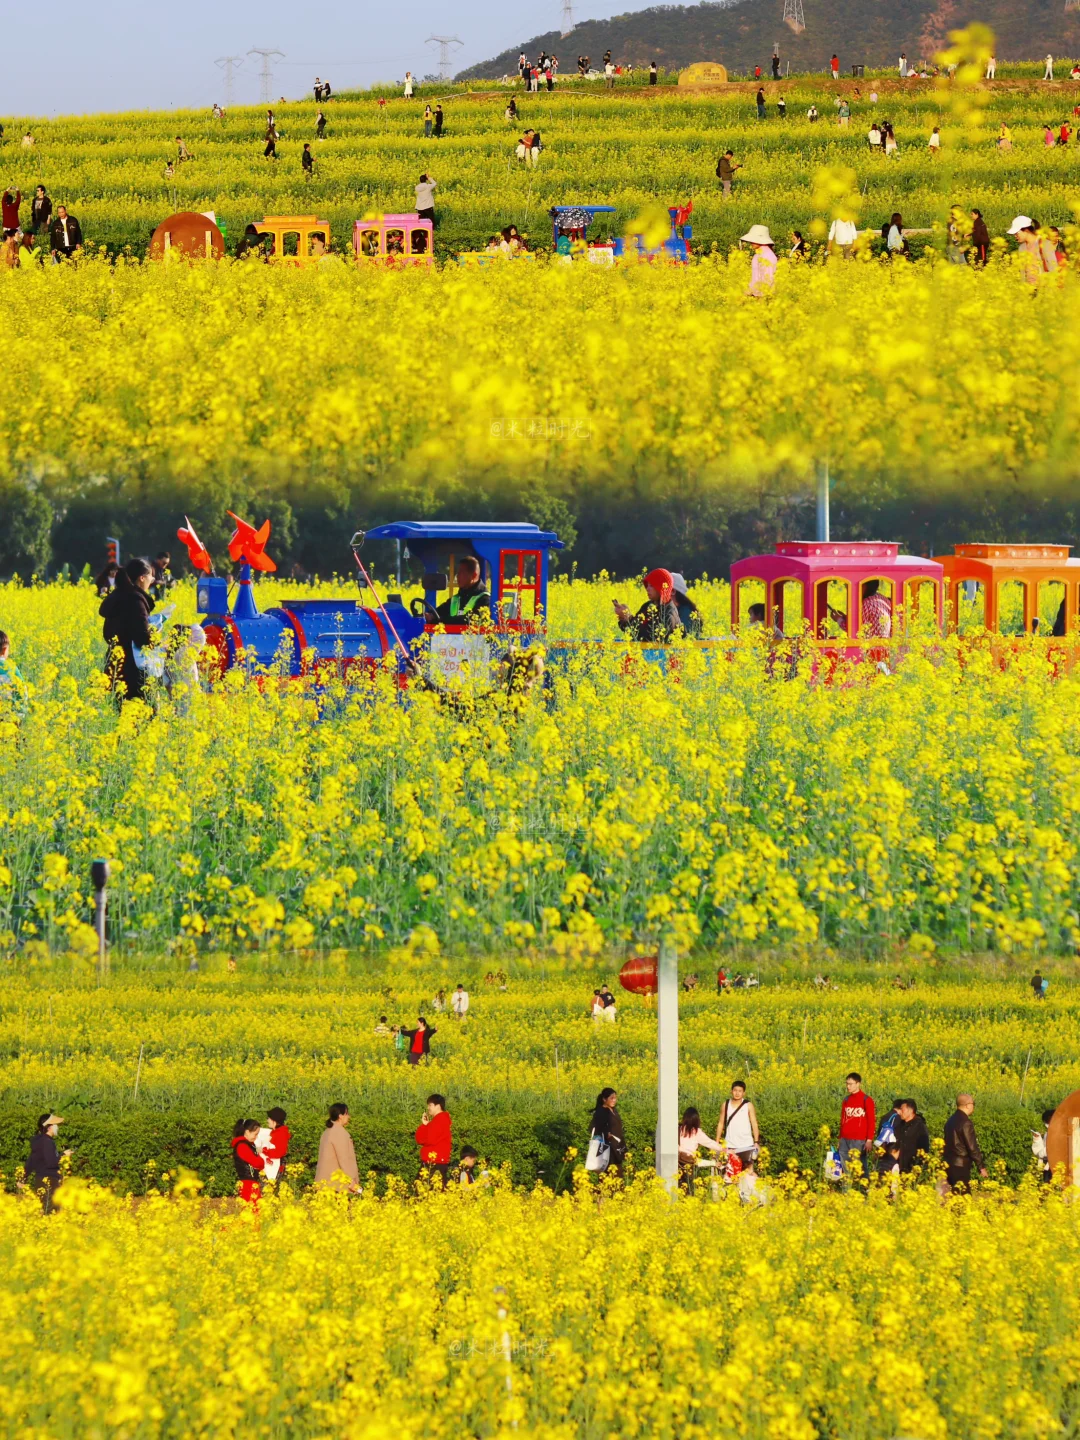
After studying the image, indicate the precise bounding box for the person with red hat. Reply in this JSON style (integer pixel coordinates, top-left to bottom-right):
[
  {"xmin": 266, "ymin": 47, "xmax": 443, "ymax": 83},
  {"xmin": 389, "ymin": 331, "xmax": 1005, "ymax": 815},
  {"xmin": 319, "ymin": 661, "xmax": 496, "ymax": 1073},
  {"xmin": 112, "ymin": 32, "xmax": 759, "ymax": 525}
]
[{"xmin": 613, "ymin": 569, "xmax": 682, "ymax": 642}]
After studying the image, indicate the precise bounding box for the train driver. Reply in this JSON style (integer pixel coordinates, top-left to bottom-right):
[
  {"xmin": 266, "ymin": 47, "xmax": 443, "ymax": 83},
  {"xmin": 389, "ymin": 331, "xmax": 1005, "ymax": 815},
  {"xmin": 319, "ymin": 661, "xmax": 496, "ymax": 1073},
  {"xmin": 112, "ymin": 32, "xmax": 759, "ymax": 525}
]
[{"xmin": 427, "ymin": 556, "xmax": 493, "ymax": 626}]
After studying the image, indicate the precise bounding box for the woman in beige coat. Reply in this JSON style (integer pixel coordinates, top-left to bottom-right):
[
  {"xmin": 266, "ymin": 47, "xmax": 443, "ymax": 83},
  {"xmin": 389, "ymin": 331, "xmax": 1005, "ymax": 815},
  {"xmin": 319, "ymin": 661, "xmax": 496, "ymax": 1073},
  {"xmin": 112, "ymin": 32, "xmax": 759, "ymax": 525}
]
[{"xmin": 314, "ymin": 1103, "xmax": 360, "ymax": 1193}]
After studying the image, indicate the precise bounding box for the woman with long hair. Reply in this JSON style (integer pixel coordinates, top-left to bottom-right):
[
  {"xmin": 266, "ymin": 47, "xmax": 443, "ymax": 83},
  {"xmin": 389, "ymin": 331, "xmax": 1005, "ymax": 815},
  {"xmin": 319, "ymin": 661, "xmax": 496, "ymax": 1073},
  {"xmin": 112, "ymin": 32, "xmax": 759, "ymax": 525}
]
[
  {"xmin": 678, "ymin": 1106, "xmax": 722, "ymax": 1192},
  {"xmin": 231, "ymin": 1119, "xmax": 265, "ymax": 1206},
  {"xmin": 98, "ymin": 556, "xmax": 155, "ymax": 701},
  {"xmin": 588, "ymin": 1087, "xmax": 626, "ymax": 1178}
]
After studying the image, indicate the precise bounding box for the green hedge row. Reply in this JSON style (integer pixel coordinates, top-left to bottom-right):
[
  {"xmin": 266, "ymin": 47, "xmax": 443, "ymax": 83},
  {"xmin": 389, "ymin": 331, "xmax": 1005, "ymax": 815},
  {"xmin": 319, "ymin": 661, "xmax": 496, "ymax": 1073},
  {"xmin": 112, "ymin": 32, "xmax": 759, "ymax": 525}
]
[{"xmin": 0, "ymin": 1106, "xmax": 1042, "ymax": 1196}]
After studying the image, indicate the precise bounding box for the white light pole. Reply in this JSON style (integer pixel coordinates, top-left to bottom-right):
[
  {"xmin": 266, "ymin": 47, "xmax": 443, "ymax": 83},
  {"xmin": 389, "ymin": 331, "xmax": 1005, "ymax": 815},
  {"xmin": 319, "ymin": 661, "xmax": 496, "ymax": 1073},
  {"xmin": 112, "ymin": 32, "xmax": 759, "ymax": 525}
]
[{"xmin": 656, "ymin": 936, "xmax": 679, "ymax": 1188}]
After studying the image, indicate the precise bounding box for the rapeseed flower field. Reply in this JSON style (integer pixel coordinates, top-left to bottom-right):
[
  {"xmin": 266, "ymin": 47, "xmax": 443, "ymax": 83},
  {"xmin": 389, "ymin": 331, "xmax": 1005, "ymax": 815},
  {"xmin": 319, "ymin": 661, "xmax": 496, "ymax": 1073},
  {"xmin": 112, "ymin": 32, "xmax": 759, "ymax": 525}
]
[{"xmin": 2, "ymin": 1177, "xmax": 1078, "ymax": 1439}]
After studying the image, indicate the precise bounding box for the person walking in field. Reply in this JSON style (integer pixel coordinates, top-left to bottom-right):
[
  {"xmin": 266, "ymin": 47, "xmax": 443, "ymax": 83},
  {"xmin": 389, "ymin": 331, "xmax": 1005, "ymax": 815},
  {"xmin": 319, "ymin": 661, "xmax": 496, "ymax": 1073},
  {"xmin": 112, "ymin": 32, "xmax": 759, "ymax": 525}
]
[
  {"xmin": 588, "ymin": 1087, "xmax": 626, "ymax": 1178},
  {"xmin": 264, "ymin": 123, "xmax": 278, "ymax": 160},
  {"xmin": 301, "ymin": 143, "xmax": 314, "ymax": 178},
  {"xmin": 415, "ymin": 1093, "xmax": 453, "ymax": 1185},
  {"xmin": 928, "ymin": 125, "xmax": 941, "ymax": 155},
  {"xmin": 941, "ymin": 1094, "xmax": 988, "ymax": 1193},
  {"xmin": 970, "ymin": 208, "xmax": 990, "ymax": 264},
  {"xmin": 402, "ymin": 1016, "xmax": 436, "ymax": 1065},
  {"xmin": 231, "ymin": 1119, "xmax": 266, "ymax": 1206},
  {"xmin": 259, "ymin": 1107, "xmax": 290, "ymax": 1184},
  {"xmin": 827, "ymin": 215, "xmax": 858, "ymax": 258},
  {"xmin": 717, "ymin": 1080, "xmax": 760, "ymax": 1165},
  {"xmin": 838, "ymin": 98, "xmax": 850, "ymax": 127},
  {"xmin": 30, "ymin": 184, "xmax": 51, "ymax": 238},
  {"xmin": 2, "ymin": 187, "xmax": 21, "ymax": 232},
  {"xmin": 985, "ymin": 55, "xmax": 996, "ymax": 79},
  {"xmin": 451, "ymin": 983, "xmax": 469, "ymax": 1018},
  {"xmin": 1045, "ymin": 54, "xmax": 1054, "ymax": 81},
  {"xmin": 24, "ymin": 1113, "xmax": 67, "ymax": 1214},
  {"xmin": 434, "ymin": 104, "xmax": 444, "ymax": 138},
  {"xmin": 838, "ymin": 1071, "xmax": 876, "ymax": 1184},
  {"xmin": 316, "ymin": 110, "xmax": 327, "ymax": 139},
  {"xmin": 605, "ymin": 59, "xmax": 616, "ymax": 88},
  {"xmin": 756, "ymin": 87, "xmax": 766, "ymax": 119},
  {"xmin": 716, "ymin": 149, "xmax": 741, "ymax": 199},
  {"xmin": 649, "ymin": 61, "xmax": 658, "ymax": 84},
  {"xmin": 404, "ymin": 71, "xmax": 414, "ymax": 98},
  {"xmin": 883, "ymin": 121, "xmax": 898, "ymax": 157},
  {"xmin": 743, "ymin": 223, "xmax": 777, "ymax": 297},
  {"xmin": 99, "ymin": 557, "xmax": 155, "ymax": 702},
  {"xmin": 315, "ymin": 1102, "xmax": 360, "ymax": 1193}
]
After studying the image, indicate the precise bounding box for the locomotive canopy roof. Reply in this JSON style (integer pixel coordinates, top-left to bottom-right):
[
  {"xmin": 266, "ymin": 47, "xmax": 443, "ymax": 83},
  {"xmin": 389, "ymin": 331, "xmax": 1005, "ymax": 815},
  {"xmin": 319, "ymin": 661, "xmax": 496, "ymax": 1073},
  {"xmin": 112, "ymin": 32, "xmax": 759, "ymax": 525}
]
[{"xmin": 365, "ymin": 521, "xmax": 564, "ymax": 549}]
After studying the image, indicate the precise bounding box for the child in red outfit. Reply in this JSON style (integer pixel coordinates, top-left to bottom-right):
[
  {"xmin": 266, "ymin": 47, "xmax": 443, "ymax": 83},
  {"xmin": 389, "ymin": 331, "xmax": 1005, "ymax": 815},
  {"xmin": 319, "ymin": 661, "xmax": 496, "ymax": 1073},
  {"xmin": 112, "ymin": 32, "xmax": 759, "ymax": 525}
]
[
  {"xmin": 415, "ymin": 1094, "xmax": 453, "ymax": 1186},
  {"xmin": 262, "ymin": 1107, "xmax": 290, "ymax": 1185},
  {"xmin": 231, "ymin": 1119, "xmax": 265, "ymax": 1205}
]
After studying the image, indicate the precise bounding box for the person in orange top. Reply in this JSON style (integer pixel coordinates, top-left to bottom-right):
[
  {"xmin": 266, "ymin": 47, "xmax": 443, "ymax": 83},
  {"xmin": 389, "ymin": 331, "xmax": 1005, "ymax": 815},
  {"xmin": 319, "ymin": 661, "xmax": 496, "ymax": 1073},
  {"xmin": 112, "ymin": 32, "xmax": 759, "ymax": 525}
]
[{"xmin": 415, "ymin": 1094, "xmax": 453, "ymax": 1186}]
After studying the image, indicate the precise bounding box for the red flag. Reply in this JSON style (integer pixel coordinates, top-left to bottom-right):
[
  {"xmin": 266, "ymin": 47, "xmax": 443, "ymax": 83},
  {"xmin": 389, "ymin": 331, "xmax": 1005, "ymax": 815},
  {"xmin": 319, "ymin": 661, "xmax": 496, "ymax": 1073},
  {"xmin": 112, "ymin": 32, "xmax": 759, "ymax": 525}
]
[{"xmin": 177, "ymin": 516, "xmax": 213, "ymax": 573}]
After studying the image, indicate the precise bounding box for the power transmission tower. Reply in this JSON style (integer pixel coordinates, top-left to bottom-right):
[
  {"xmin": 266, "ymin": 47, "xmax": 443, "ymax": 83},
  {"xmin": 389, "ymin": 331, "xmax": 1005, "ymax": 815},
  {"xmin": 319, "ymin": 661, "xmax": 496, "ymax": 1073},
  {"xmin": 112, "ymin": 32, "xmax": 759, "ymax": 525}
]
[
  {"xmin": 561, "ymin": 0, "xmax": 574, "ymax": 36},
  {"xmin": 782, "ymin": 0, "xmax": 805, "ymax": 34},
  {"xmin": 215, "ymin": 55, "xmax": 244, "ymax": 110},
  {"xmin": 426, "ymin": 34, "xmax": 464, "ymax": 82},
  {"xmin": 247, "ymin": 47, "xmax": 285, "ymax": 104}
]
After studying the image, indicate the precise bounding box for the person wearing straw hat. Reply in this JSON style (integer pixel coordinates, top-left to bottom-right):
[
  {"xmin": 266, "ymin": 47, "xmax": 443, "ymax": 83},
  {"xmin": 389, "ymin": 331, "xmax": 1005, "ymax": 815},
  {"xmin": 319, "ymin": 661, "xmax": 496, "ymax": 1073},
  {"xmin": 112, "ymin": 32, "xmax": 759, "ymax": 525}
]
[
  {"xmin": 25, "ymin": 1113, "xmax": 69, "ymax": 1214},
  {"xmin": 742, "ymin": 224, "xmax": 777, "ymax": 297}
]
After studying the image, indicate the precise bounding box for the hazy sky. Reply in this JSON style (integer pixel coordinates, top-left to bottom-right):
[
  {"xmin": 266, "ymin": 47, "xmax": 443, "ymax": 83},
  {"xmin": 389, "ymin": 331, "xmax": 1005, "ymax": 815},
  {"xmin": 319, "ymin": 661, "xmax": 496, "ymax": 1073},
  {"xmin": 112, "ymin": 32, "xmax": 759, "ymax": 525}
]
[{"xmin": 5, "ymin": 0, "xmax": 649, "ymax": 117}]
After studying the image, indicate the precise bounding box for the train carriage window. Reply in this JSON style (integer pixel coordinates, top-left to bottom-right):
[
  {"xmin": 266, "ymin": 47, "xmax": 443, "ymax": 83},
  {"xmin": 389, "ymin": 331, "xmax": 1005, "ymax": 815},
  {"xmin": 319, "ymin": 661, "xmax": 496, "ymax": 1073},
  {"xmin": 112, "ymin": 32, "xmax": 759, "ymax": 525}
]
[
  {"xmin": 905, "ymin": 578, "xmax": 941, "ymax": 635},
  {"xmin": 410, "ymin": 228, "xmax": 429, "ymax": 254},
  {"xmin": 735, "ymin": 579, "xmax": 765, "ymax": 627},
  {"xmin": 359, "ymin": 229, "xmax": 380, "ymax": 256},
  {"xmin": 282, "ymin": 232, "xmax": 300, "ymax": 257},
  {"xmin": 386, "ymin": 229, "xmax": 405, "ymax": 255},
  {"xmin": 1037, "ymin": 579, "xmax": 1066, "ymax": 636},
  {"xmin": 997, "ymin": 579, "xmax": 1029, "ymax": 636},
  {"xmin": 954, "ymin": 580, "xmax": 985, "ymax": 632},
  {"xmin": 814, "ymin": 579, "xmax": 852, "ymax": 638},
  {"xmin": 500, "ymin": 549, "xmax": 541, "ymax": 623},
  {"xmin": 858, "ymin": 576, "xmax": 895, "ymax": 637},
  {"xmin": 768, "ymin": 579, "xmax": 806, "ymax": 636}
]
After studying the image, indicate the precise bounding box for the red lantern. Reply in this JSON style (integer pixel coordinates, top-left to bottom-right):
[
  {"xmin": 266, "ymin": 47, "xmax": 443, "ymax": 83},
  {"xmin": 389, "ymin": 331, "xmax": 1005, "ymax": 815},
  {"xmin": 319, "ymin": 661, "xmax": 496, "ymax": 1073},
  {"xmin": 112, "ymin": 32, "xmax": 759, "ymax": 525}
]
[{"xmin": 619, "ymin": 954, "xmax": 658, "ymax": 996}]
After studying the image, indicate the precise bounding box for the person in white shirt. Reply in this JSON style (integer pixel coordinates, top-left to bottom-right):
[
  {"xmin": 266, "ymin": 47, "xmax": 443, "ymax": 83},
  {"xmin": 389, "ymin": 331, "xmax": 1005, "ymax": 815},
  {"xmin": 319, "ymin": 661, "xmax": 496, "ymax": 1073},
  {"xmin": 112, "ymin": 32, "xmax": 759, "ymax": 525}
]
[
  {"xmin": 985, "ymin": 56, "xmax": 996, "ymax": 79},
  {"xmin": 415, "ymin": 172, "xmax": 436, "ymax": 222},
  {"xmin": 604, "ymin": 60, "xmax": 615, "ymax": 89},
  {"xmin": 827, "ymin": 216, "xmax": 859, "ymax": 257},
  {"xmin": 898, "ymin": 53, "xmax": 907, "ymax": 78},
  {"xmin": 451, "ymin": 984, "xmax": 469, "ymax": 1018},
  {"xmin": 928, "ymin": 126, "xmax": 941, "ymax": 154},
  {"xmin": 678, "ymin": 1107, "xmax": 723, "ymax": 1192},
  {"xmin": 1044, "ymin": 54, "xmax": 1054, "ymax": 81},
  {"xmin": 404, "ymin": 72, "xmax": 414, "ymax": 98},
  {"xmin": 867, "ymin": 123, "xmax": 882, "ymax": 150},
  {"xmin": 886, "ymin": 211, "xmax": 907, "ymax": 255},
  {"xmin": 716, "ymin": 1080, "xmax": 760, "ymax": 1163}
]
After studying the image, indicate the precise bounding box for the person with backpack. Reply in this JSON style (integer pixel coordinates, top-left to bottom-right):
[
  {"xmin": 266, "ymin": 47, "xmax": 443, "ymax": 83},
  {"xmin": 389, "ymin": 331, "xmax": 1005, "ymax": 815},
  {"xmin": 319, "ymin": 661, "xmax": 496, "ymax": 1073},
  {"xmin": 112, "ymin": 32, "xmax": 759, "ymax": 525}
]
[
  {"xmin": 586, "ymin": 1087, "xmax": 625, "ymax": 1178},
  {"xmin": 838, "ymin": 1072, "xmax": 876, "ymax": 1184},
  {"xmin": 415, "ymin": 1094, "xmax": 453, "ymax": 1185},
  {"xmin": 231, "ymin": 1119, "xmax": 266, "ymax": 1206},
  {"xmin": 716, "ymin": 150, "xmax": 741, "ymax": 200},
  {"xmin": 874, "ymin": 1097, "xmax": 903, "ymax": 1175},
  {"xmin": 716, "ymin": 1080, "xmax": 759, "ymax": 1166}
]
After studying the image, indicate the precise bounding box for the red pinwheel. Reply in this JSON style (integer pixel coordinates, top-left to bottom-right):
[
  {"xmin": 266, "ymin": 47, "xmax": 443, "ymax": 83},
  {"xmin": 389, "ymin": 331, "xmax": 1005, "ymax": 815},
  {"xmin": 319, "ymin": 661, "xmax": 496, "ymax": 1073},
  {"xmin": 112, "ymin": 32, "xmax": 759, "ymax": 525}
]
[
  {"xmin": 177, "ymin": 516, "xmax": 213, "ymax": 574},
  {"xmin": 674, "ymin": 201, "xmax": 693, "ymax": 229},
  {"xmin": 227, "ymin": 512, "xmax": 277, "ymax": 573}
]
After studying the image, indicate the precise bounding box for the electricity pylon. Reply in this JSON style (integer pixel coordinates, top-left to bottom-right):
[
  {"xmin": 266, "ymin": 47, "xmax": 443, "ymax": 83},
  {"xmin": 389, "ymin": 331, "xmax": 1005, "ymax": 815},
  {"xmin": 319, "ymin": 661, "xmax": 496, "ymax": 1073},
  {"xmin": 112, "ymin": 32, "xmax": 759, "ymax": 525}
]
[
  {"xmin": 247, "ymin": 47, "xmax": 285, "ymax": 104},
  {"xmin": 215, "ymin": 55, "xmax": 244, "ymax": 110},
  {"xmin": 426, "ymin": 35, "xmax": 464, "ymax": 82},
  {"xmin": 783, "ymin": 0, "xmax": 806, "ymax": 35}
]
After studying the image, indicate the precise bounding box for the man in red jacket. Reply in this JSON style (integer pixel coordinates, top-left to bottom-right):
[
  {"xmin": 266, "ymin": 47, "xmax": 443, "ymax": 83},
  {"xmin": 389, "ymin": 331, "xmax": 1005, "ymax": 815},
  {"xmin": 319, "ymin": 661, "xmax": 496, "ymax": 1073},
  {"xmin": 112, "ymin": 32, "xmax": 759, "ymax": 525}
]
[
  {"xmin": 415, "ymin": 1094, "xmax": 453, "ymax": 1187},
  {"xmin": 838, "ymin": 1071, "xmax": 876, "ymax": 1186}
]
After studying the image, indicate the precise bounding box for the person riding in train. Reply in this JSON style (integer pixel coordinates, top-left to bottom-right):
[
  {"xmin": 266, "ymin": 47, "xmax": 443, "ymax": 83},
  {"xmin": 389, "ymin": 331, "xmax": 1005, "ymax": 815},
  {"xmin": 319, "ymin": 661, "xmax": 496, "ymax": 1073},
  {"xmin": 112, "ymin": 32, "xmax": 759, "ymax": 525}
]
[
  {"xmin": 426, "ymin": 556, "xmax": 493, "ymax": 626},
  {"xmin": 613, "ymin": 568, "xmax": 682, "ymax": 642}
]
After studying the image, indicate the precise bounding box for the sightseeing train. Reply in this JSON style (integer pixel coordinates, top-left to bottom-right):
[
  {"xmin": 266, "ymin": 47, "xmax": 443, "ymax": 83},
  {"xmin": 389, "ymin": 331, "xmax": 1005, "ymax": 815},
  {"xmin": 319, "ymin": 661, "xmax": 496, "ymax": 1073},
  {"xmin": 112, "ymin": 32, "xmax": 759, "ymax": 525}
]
[{"xmin": 181, "ymin": 512, "xmax": 1080, "ymax": 691}]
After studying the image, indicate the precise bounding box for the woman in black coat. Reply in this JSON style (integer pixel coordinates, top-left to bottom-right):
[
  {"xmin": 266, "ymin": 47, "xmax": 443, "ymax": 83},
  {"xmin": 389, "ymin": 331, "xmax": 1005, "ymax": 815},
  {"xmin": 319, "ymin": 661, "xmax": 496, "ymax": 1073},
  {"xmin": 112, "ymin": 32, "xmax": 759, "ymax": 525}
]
[
  {"xmin": 99, "ymin": 557, "xmax": 155, "ymax": 701},
  {"xmin": 590, "ymin": 1087, "xmax": 626, "ymax": 1177},
  {"xmin": 26, "ymin": 1113, "xmax": 66, "ymax": 1213}
]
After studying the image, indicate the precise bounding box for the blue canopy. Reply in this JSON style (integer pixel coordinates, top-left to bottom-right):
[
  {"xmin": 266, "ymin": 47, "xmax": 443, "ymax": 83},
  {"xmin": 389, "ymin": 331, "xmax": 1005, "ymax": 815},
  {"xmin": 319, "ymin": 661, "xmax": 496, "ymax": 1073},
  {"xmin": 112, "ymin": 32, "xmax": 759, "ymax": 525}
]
[{"xmin": 365, "ymin": 521, "xmax": 564, "ymax": 549}]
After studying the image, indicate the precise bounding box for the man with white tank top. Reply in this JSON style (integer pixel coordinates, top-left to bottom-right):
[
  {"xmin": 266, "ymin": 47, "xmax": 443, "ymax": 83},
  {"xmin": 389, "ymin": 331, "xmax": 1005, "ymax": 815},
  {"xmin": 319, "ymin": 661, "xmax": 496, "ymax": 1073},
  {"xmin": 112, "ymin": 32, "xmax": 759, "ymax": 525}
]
[{"xmin": 716, "ymin": 1080, "xmax": 759, "ymax": 1163}]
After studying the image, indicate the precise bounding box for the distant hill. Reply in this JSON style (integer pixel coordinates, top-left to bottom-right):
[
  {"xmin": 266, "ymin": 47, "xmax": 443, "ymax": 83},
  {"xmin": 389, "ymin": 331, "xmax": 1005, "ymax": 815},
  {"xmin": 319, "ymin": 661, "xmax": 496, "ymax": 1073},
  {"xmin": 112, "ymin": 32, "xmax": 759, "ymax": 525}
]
[{"xmin": 457, "ymin": 0, "xmax": 1080, "ymax": 79}]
